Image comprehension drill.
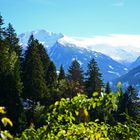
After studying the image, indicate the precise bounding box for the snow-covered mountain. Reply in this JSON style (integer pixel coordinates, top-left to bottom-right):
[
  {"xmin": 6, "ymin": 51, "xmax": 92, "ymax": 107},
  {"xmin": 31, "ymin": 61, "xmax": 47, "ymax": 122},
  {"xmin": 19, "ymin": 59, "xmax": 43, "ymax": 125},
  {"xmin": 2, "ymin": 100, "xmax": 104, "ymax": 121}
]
[
  {"xmin": 112, "ymin": 65, "xmax": 140, "ymax": 94},
  {"xmin": 50, "ymin": 41, "xmax": 128, "ymax": 81},
  {"xmin": 19, "ymin": 30, "xmax": 140, "ymax": 64},
  {"xmin": 57, "ymin": 34, "xmax": 140, "ymax": 65},
  {"xmin": 19, "ymin": 30, "xmax": 132, "ymax": 81},
  {"xmin": 19, "ymin": 29, "xmax": 64, "ymax": 51},
  {"xmin": 129, "ymin": 56, "xmax": 140, "ymax": 69}
]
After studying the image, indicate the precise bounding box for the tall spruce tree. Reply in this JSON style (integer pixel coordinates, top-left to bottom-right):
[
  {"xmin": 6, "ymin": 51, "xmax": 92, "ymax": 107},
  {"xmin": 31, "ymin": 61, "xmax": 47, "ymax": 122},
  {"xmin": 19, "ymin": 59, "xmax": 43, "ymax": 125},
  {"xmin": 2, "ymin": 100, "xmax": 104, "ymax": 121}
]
[
  {"xmin": 45, "ymin": 61, "xmax": 57, "ymax": 105},
  {"xmin": 36, "ymin": 43, "xmax": 51, "ymax": 85},
  {"xmin": 58, "ymin": 65, "xmax": 65, "ymax": 81},
  {"xmin": 0, "ymin": 14, "xmax": 5, "ymax": 42},
  {"xmin": 67, "ymin": 59, "xmax": 84, "ymax": 85},
  {"xmin": 22, "ymin": 35, "xmax": 47, "ymax": 102},
  {"xmin": 0, "ymin": 14, "xmax": 6, "ymax": 76},
  {"xmin": 105, "ymin": 82, "xmax": 111, "ymax": 94},
  {"xmin": 0, "ymin": 14, "xmax": 6, "ymax": 72},
  {"xmin": 5, "ymin": 23, "xmax": 22, "ymax": 56},
  {"xmin": 115, "ymin": 85, "xmax": 139, "ymax": 122},
  {"xmin": 124, "ymin": 85, "xmax": 139, "ymax": 118},
  {"xmin": 0, "ymin": 16, "xmax": 23, "ymax": 133},
  {"xmin": 46, "ymin": 61, "xmax": 57, "ymax": 88},
  {"xmin": 86, "ymin": 58, "xmax": 103, "ymax": 97},
  {"xmin": 0, "ymin": 50, "xmax": 23, "ymax": 133},
  {"xmin": 67, "ymin": 59, "xmax": 84, "ymax": 96},
  {"xmin": 5, "ymin": 23, "xmax": 23, "ymax": 94}
]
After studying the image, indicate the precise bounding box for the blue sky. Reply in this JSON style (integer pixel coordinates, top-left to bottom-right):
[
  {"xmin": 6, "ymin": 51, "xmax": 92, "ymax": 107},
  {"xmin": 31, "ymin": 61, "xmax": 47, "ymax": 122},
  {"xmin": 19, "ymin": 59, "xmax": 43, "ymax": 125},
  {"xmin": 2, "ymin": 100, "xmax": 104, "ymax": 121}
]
[{"xmin": 0, "ymin": 0, "xmax": 140, "ymax": 36}]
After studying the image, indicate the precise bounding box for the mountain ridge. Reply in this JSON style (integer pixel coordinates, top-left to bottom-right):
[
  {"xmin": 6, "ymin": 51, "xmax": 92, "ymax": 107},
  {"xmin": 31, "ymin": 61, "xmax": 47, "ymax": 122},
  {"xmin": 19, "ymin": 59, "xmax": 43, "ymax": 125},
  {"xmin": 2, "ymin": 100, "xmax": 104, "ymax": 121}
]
[
  {"xmin": 50, "ymin": 41, "xmax": 128, "ymax": 81},
  {"xmin": 19, "ymin": 29, "xmax": 140, "ymax": 65},
  {"xmin": 18, "ymin": 29, "xmax": 129, "ymax": 82},
  {"xmin": 112, "ymin": 65, "xmax": 140, "ymax": 96}
]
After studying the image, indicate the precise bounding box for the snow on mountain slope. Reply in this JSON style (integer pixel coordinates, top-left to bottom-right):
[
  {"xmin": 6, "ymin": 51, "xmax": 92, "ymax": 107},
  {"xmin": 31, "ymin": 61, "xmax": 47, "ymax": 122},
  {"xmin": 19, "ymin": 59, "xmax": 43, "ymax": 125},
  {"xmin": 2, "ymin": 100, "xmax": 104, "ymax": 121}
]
[
  {"xmin": 19, "ymin": 29, "xmax": 64, "ymax": 51},
  {"xmin": 112, "ymin": 65, "xmax": 140, "ymax": 88},
  {"xmin": 129, "ymin": 56, "xmax": 140, "ymax": 69},
  {"xmin": 19, "ymin": 29, "xmax": 133, "ymax": 81},
  {"xmin": 19, "ymin": 30, "xmax": 140, "ymax": 65},
  {"xmin": 50, "ymin": 42, "xmax": 128, "ymax": 81},
  {"xmin": 58, "ymin": 34, "xmax": 140, "ymax": 65}
]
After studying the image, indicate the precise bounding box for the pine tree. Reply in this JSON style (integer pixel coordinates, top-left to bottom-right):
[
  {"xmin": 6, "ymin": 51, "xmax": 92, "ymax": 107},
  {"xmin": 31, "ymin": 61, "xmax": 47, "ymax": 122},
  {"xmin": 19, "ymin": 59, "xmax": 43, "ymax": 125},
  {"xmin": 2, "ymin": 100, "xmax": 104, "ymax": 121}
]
[
  {"xmin": 67, "ymin": 59, "xmax": 84, "ymax": 85},
  {"xmin": 5, "ymin": 23, "xmax": 23, "ymax": 94},
  {"xmin": 116, "ymin": 85, "xmax": 139, "ymax": 122},
  {"xmin": 45, "ymin": 61, "xmax": 57, "ymax": 105},
  {"xmin": 67, "ymin": 59, "xmax": 84, "ymax": 96},
  {"xmin": 58, "ymin": 65, "xmax": 65, "ymax": 81},
  {"xmin": 46, "ymin": 61, "xmax": 57, "ymax": 88},
  {"xmin": 36, "ymin": 42, "xmax": 51, "ymax": 84},
  {"xmin": 0, "ymin": 16, "xmax": 23, "ymax": 133},
  {"xmin": 0, "ymin": 14, "xmax": 6, "ymax": 74},
  {"xmin": 105, "ymin": 82, "xmax": 111, "ymax": 94},
  {"xmin": 22, "ymin": 35, "xmax": 47, "ymax": 102},
  {"xmin": 5, "ymin": 23, "xmax": 22, "ymax": 56},
  {"xmin": 86, "ymin": 58, "xmax": 103, "ymax": 97},
  {"xmin": 0, "ymin": 48, "xmax": 23, "ymax": 133},
  {"xmin": 124, "ymin": 85, "xmax": 139, "ymax": 118},
  {"xmin": 0, "ymin": 14, "xmax": 5, "ymax": 42},
  {"xmin": 0, "ymin": 14, "xmax": 5, "ymax": 55}
]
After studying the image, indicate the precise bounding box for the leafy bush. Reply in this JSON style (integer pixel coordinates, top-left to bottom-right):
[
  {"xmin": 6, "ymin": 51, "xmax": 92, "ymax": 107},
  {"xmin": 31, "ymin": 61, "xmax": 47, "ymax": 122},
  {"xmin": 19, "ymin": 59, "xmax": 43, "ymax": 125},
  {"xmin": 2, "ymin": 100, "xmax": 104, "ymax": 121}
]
[
  {"xmin": 0, "ymin": 107, "xmax": 13, "ymax": 140},
  {"xmin": 15, "ymin": 91, "xmax": 140, "ymax": 140}
]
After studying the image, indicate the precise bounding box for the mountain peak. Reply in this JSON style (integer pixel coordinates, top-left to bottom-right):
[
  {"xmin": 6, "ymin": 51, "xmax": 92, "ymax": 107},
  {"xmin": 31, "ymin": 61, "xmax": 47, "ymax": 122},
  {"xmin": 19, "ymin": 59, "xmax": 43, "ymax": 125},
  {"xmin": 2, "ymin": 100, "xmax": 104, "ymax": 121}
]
[
  {"xmin": 19, "ymin": 29, "xmax": 64, "ymax": 49},
  {"xmin": 19, "ymin": 30, "xmax": 140, "ymax": 65}
]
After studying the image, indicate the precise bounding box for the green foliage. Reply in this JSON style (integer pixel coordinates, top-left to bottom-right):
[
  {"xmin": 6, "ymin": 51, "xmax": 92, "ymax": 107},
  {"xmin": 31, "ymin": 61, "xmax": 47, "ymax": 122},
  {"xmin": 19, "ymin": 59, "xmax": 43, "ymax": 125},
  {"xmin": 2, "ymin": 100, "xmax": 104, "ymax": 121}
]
[
  {"xmin": 66, "ymin": 80, "xmax": 85, "ymax": 97},
  {"xmin": 109, "ymin": 114, "xmax": 140, "ymax": 140},
  {"xmin": 117, "ymin": 85, "xmax": 140, "ymax": 122},
  {"xmin": 32, "ymin": 102, "xmax": 46, "ymax": 127},
  {"xmin": 46, "ymin": 79, "xmax": 69, "ymax": 105},
  {"xmin": 86, "ymin": 58, "xmax": 103, "ymax": 97},
  {"xmin": 0, "ymin": 47, "xmax": 17, "ymax": 74},
  {"xmin": 117, "ymin": 81, "xmax": 122, "ymax": 88},
  {"xmin": 0, "ymin": 16, "xmax": 23, "ymax": 134},
  {"xmin": 36, "ymin": 42, "xmax": 51, "ymax": 85},
  {"xmin": 0, "ymin": 45, "xmax": 23, "ymax": 134},
  {"xmin": 0, "ymin": 107, "xmax": 13, "ymax": 140},
  {"xmin": 46, "ymin": 61, "xmax": 57, "ymax": 88},
  {"xmin": 0, "ymin": 14, "xmax": 5, "ymax": 41},
  {"xmin": 105, "ymin": 82, "xmax": 111, "ymax": 94},
  {"xmin": 5, "ymin": 23, "xmax": 22, "ymax": 57},
  {"xmin": 67, "ymin": 59, "xmax": 85, "ymax": 97},
  {"xmin": 67, "ymin": 59, "xmax": 84, "ymax": 85},
  {"xmin": 16, "ymin": 91, "xmax": 140, "ymax": 140},
  {"xmin": 44, "ymin": 61, "xmax": 57, "ymax": 105},
  {"xmin": 3, "ymin": 23, "xmax": 23, "ymax": 96},
  {"xmin": 58, "ymin": 65, "xmax": 65, "ymax": 81},
  {"xmin": 15, "ymin": 93, "xmax": 111, "ymax": 139},
  {"xmin": 22, "ymin": 35, "xmax": 47, "ymax": 102}
]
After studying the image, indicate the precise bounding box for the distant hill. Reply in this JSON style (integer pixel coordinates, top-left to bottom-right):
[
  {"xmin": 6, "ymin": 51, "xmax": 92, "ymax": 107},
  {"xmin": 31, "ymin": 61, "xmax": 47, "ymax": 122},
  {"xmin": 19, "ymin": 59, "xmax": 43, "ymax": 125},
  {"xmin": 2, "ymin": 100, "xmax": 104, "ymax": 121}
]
[
  {"xmin": 112, "ymin": 65, "xmax": 140, "ymax": 88},
  {"xmin": 129, "ymin": 56, "xmax": 140, "ymax": 70}
]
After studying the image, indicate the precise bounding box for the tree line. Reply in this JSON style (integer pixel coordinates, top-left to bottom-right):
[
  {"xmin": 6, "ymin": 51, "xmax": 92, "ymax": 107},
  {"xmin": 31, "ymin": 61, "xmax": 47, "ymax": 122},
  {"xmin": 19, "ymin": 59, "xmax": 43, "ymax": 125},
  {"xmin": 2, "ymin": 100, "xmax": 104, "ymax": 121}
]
[{"xmin": 0, "ymin": 15, "xmax": 139, "ymax": 137}]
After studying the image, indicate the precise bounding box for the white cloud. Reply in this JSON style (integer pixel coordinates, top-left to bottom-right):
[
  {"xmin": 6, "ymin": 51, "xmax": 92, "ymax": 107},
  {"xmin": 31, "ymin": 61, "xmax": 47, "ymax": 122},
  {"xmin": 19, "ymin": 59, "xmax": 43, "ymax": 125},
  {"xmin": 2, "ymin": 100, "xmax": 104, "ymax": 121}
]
[
  {"xmin": 59, "ymin": 34, "xmax": 140, "ymax": 62},
  {"xmin": 70, "ymin": 34, "xmax": 140, "ymax": 52}
]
